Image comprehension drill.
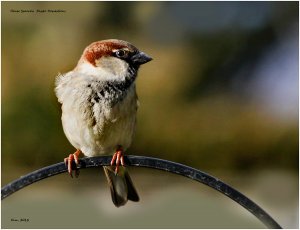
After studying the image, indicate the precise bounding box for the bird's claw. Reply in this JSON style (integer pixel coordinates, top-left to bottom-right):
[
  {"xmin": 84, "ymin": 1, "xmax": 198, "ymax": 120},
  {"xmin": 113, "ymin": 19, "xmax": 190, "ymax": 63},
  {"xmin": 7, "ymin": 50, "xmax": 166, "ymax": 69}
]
[
  {"xmin": 64, "ymin": 150, "xmax": 81, "ymax": 178},
  {"xmin": 111, "ymin": 147, "xmax": 125, "ymax": 175}
]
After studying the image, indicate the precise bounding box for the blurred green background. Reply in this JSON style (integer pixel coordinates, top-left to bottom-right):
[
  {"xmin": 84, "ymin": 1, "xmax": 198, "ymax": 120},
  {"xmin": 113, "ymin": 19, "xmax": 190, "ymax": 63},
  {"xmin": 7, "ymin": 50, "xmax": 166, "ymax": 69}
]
[{"xmin": 2, "ymin": 1, "xmax": 298, "ymax": 228}]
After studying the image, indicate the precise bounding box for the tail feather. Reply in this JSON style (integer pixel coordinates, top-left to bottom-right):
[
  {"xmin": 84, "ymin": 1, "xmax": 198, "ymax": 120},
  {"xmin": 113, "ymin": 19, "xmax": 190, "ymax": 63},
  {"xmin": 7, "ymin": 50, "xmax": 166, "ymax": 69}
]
[
  {"xmin": 125, "ymin": 171, "xmax": 139, "ymax": 202},
  {"xmin": 103, "ymin": 166, "xmax": 139, "ymax": 207}
]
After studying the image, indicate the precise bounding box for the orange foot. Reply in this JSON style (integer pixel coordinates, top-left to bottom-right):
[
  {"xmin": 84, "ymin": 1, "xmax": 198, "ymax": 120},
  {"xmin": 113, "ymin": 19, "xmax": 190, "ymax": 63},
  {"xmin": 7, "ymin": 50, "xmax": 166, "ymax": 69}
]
[
  {"xmin": 64, "ymin": 149, "xmax": 81, "ymax": 178},
  {"xmin": 110, "ymin": 146, "xmax": 125, "ymax": 174}
]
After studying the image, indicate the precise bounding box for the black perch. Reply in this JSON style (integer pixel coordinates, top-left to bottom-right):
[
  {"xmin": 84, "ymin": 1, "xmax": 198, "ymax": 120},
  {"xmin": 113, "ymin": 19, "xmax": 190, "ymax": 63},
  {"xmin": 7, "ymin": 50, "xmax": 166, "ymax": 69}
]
[{"xmin": 1, "ymin": 155, "xmax": 282, "ymax": 229}]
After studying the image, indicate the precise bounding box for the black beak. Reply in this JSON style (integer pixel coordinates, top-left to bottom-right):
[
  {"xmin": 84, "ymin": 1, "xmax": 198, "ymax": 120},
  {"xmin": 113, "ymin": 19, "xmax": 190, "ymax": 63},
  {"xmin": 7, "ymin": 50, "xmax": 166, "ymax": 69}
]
[{"xmin": 131, "ymin": 51, "xmax": 153, "ymax": 65}]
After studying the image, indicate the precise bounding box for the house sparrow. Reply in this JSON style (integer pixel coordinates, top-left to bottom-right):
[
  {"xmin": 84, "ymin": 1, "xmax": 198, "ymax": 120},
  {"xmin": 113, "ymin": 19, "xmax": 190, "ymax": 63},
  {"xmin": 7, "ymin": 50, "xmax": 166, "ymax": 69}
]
[{"xmin": 55, "ymin": 39, "xmax": 152, "ymax": 207}]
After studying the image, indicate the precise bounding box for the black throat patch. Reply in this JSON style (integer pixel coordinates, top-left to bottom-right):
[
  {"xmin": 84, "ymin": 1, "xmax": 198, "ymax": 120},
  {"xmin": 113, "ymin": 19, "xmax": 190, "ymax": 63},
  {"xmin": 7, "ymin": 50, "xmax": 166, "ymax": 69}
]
[{"xmin": 88, "ymin": 65, "xmax": 137, "ymax": 107}]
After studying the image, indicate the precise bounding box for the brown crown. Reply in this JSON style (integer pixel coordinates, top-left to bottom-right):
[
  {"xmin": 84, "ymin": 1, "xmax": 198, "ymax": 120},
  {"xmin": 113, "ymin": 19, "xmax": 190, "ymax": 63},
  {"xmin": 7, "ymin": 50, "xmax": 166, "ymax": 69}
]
[{"xmin": 80, "ymin": 39, "xmax": 137, "ymax": 66}]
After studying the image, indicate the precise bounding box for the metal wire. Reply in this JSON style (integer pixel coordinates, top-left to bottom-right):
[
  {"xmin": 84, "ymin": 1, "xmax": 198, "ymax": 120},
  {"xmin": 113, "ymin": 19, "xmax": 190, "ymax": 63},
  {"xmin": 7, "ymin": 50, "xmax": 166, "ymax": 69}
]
[{"xmin": 1, "ymin": 155, "xmax": 281, "ymax": 228}]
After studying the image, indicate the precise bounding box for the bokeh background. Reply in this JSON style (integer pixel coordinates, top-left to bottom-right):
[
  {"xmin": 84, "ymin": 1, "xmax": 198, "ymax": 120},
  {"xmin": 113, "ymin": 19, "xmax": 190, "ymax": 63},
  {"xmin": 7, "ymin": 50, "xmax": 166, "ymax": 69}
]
[{"xmin": 2, "ymin": 1, "xmax": 298, "ymax": 228}]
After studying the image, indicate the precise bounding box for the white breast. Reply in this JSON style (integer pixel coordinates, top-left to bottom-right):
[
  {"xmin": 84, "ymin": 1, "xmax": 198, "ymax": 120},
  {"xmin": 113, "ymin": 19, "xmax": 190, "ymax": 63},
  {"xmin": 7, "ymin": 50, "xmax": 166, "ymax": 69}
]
[{"xmin": 55, "ymin": 71, "xmax": 138, "ymax": 157}]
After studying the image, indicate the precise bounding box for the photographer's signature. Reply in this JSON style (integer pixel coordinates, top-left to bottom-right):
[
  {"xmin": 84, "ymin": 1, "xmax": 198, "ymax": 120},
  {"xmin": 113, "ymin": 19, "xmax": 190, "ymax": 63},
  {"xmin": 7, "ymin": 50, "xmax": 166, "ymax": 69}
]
[{"xmin": 11, "ymin": 218, "xmax": 29, "ymax": 222}]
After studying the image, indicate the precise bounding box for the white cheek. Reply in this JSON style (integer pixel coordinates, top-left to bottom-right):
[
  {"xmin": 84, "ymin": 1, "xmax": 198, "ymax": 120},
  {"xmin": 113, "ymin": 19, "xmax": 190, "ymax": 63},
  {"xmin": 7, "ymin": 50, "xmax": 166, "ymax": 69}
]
[
  {"xmin": 76, "ymin": 62, "xmax": 102, "ymax": 76},
  {"xmin": 76, "ymin": 57, "xmax": 129, "ymax": 82},
  {"xmin": 74, "ymin": 62, "xmax": 114, "ymax": 81},
  {"xmin": 96, "ymin": 56, "xmax": 129, "ymax": 81}
]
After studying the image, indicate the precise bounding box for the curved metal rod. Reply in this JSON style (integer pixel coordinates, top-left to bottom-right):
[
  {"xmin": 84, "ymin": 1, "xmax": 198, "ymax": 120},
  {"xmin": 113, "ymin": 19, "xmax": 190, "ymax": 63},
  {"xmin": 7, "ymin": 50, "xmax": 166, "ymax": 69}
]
[{"xmin": 1, "ymin": 155, "xmax": 281, "ymax": 228}]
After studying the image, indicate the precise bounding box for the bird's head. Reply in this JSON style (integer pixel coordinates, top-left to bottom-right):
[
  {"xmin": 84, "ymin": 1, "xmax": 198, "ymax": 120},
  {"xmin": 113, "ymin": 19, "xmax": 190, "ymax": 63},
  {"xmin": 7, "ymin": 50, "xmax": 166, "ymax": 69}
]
[{"xmin": 76, "ymin": 39, "xmax": 152, "ymax": 80}]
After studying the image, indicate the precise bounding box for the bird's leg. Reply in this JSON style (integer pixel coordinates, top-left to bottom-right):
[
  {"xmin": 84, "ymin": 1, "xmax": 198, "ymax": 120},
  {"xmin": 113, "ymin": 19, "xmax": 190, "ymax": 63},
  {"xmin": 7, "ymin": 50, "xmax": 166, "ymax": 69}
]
[
  {"xmin": 64, "ymin": 149, "xmax": 81, "ymax": 178},
  {"xmin": 111, "ymin": 146, "xmax": 125, "ymax": 174}
]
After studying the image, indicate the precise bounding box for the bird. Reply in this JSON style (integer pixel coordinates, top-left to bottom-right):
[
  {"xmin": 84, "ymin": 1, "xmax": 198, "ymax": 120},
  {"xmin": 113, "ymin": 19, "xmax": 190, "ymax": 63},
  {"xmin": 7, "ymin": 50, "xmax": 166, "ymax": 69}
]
[{"xmin": 55, "ymin": 39, "xmax": 152, "ymax": 207}]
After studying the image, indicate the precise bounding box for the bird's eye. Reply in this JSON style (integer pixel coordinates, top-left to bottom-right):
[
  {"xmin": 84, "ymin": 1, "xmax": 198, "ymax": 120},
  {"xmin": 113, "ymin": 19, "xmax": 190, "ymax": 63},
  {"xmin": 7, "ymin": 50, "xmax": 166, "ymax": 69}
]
[{"xmin": 115, "ymin": 49, "xmax": 126, "ymax": 58}]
